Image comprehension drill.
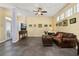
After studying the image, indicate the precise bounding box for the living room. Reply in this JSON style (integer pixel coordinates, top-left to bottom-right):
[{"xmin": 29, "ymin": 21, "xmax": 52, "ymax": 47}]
[{"xmin": 0, "ymin": 3, "xmax": 79, "ymax": 56}]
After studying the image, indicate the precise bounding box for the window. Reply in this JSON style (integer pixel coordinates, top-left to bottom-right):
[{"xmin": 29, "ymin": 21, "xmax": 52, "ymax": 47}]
[
  {"xmin": 65, "ymin": 10, "xmax": 69, "ymax": 17},
  {"xmin": 73, "ymin": 5, "xmax": 77, "ymax": 14},
  {"xmin": 57, "ymin": 5, "xmax": 77, "ymax": 21},
  {"xmin": 57, "ymin": 16, "xmax": 60, "ymax": 22},
  {"xmin": 65, "ymin": 8, "xmax": 72, "ymax": 17},
  {"xmin": 68, "ymin": 9, "xmax": 71, "ymax": 16},
  {"xmin": 77, "ymin": 4, "xmax": 79, "ymax": 12},
  {"xmin": 60, "ymin": 13, "xmax": 64, "ymax": 20},
  {"xmin": 70, "ymin": 8, "xmax": 73, "ymax": 15}
]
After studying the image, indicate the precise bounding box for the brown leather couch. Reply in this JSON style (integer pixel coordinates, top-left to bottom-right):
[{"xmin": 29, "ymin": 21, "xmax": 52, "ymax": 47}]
[{"xmin": 54, "ymin": 32, "xmax": 77, "ymax": 48}]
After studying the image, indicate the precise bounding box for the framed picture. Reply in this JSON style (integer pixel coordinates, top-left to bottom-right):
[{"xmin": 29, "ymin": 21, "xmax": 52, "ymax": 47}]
[
  {"xmin": 29, "ymin": 24, "xmax": 32, "ymax": 27},
  {"xmin": 38, "ymin": 24, "xmax": 42, "ymax": 28},
  {"xmin": 34, "ymin": 24, "xmax": 36, "ymax": 27},
  {"xmin": 70, "ymin": 18, "xmax": 76, "ymax": 24},
  {"xmin": 44, "ymin": 24, "xmax": 48, "ymax": 27},
  {"xmin": 59, "ymin": 22, "xmax": 62, "ymax": 26},
  {"xmin": 49, "ymin": 24, "xmax": 52, "ymax": 27},
  {"xmin": 56, "ymin": 23, "xmax": 59, "ymax": 26},
  {"xmin": 62, "ymin": 20, "xmax": 68, "ymax": 26}
]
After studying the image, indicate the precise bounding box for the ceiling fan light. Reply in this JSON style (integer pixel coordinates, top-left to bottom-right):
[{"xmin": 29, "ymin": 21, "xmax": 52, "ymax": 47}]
[{"xmin": 38, "ymin": 12, "xmax": 41, "ymax": 14}]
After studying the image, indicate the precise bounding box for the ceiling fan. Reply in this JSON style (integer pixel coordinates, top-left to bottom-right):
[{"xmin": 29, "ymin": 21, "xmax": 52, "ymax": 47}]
[{"xmin": 33, "ymin": 7, "xmax": 47, "ymax": 15}]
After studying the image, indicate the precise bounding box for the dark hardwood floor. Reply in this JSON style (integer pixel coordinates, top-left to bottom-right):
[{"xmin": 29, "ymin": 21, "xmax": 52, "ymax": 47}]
[{"xmin": 0, "ymin": 37, "xmax": 77, "ymax": 56}]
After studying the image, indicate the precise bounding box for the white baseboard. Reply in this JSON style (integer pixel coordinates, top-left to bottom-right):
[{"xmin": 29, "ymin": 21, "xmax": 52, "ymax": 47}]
[
  {"xmin": 0, "ymin": 39, "xmax": 8, "ymax": 43},
  {"xmin": 12, "ymin": 39, "xmax": 19, "ymax": 43},
  {"xmin": 28, "ymin": 35, "xmax": 42, "ymax": 37}
]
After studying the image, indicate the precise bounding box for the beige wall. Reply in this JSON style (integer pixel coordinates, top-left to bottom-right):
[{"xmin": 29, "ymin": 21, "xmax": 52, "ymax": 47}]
[
  {"xmin": 52, "ymin": 17, "xmax": 56, "ymax": 32},
  {"xmin": 55, "ymin": 3, "xmax": 79, "ymax": 40},
  {"xmin": 26, "ymin": 16, "xmax": 56, "ymax": 37},
  {"xmin": 17, "ymin": 16, "xmax": 26, "ymax": 23},
  {"xmin": 0, "ymin": 8, "xmax": 5, "ymax": 43},
  {"xmin": 0, "ymin": 7, "xmax": 11, "ymax": 43}
]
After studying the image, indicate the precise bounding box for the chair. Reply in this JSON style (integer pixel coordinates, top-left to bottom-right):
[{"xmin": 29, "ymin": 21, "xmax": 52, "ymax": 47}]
[{"xmin": 42, "ymin": 35, "xmax": 53, "ymax": 46}]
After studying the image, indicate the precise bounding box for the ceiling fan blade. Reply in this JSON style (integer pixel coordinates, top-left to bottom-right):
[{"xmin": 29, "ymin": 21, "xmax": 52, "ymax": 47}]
[
  {"xmin": 33, "ymin": 10, "xmax": 38, "ymax": 12},
  {"xmin": 35, "ymin": 13, "xmax": 38, "ymax": 15},
  {"xmin": 42, "ymin": 11, "xmax": 47, "ymax": 13}
]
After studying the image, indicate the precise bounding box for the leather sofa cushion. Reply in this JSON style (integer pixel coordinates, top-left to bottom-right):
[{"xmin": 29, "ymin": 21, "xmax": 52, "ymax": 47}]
[{"xmin": 62, "ymin": 33, "xmax": 76, "ymax": 38}]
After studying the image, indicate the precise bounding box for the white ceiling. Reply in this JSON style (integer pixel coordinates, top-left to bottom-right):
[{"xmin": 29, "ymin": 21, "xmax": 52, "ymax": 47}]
[{"xmin": 0, "ymin": 3, "xmax": 67, "ymax": 16}]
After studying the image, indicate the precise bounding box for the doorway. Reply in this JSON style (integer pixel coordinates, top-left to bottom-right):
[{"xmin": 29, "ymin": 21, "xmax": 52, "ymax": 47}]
[{"xmin": 5, "ymin": 17, "xmax": 12, "ymax": 41}]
